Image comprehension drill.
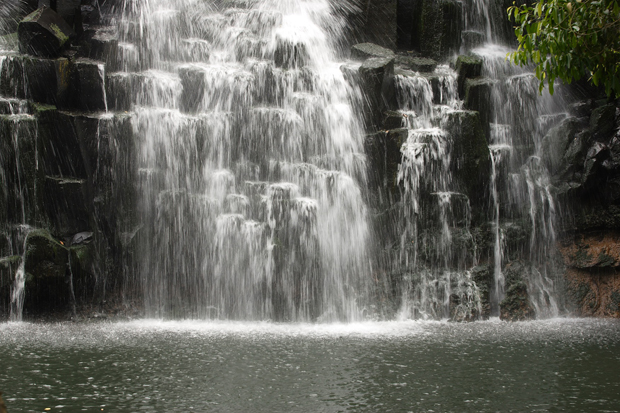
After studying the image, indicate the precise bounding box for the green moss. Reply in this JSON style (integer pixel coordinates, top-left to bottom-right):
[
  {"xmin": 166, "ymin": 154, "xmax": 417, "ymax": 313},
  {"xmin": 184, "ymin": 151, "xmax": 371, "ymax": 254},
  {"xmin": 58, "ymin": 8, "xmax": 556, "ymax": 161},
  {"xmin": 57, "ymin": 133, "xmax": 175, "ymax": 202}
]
[{"xmin": 49, "ymin": 23, "xmax": 69, "ymax": 45}]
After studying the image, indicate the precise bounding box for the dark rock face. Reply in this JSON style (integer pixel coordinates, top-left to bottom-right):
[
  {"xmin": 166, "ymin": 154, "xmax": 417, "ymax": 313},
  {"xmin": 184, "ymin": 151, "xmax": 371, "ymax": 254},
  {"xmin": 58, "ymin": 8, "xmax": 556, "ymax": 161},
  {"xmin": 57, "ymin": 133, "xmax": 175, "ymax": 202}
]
[
  {"xmin": 499, "ymin": 261, "xmax": 535, "ymax": 321},
  {"xmin": 461, "ymin": 30, "xmax": 485, "ymax": 51},
  {"xmin": 444, "ymin": 110, "xmax": 491, "ymax": 209},
  {"xmin": 560, "ymin": 233, "xmax": 620, "ymax": 317},
  {"xmin": 361, "ymin": 0, "xmax": 398, "ymax": 50},
  {"xmin": 18, "ymin": 7, "xmax": 75, "ymax": 58},
  {"xmin": 455, "ymin": 55, "xmax": 482, "ymax": 99},
  {"xmin": 464, "ymin": 77, "xmax": 494, "ymax": 139},
  {"xmin": 23, "ymin": 228, "xmax": 71, "ymax": 312},
  {"xmin": 358, "ymin": 56, "xmax": 396, "ymax": 128},
  {"xmin": 410, "ymin": 0, "xmax": 463, "ymax": 60}
]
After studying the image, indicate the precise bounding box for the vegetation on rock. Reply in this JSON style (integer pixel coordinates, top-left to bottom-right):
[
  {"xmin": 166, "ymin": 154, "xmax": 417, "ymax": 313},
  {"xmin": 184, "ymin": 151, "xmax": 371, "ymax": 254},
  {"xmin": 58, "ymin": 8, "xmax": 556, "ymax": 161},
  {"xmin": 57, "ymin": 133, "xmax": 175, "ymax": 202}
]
[{"xmin": 508, "ymin": 0, "xmax": 620, "ymax": 97}]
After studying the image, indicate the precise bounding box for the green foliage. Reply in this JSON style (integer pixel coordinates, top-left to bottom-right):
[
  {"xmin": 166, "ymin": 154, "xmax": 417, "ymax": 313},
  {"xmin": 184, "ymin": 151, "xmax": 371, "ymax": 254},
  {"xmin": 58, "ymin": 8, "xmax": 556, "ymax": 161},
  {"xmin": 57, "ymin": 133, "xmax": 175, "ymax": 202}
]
[{"xmin": 508, "ymin": 0, "xmax": 620, "ymax": 97}]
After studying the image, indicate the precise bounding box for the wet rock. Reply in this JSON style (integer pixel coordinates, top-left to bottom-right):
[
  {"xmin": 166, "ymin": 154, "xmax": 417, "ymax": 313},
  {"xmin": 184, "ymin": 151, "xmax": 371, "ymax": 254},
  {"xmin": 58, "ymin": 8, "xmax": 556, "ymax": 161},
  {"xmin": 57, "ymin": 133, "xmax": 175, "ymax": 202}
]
[
  {"xmin": 560, "ymin": 130, "xmax": 591, "ymax": 177},
  {"xmin": 444, "ymin": 110, "xmax": 490, "ymax": 209},
  {"xmin": 359, "ymin": 57, "xmax": 396, "ymax": 126},
  {"xmin": 564, "ymin": 265, "xmax": 620, "ymax": 317},
  {"xmin": 499, "ymin": 260, "xmax": 535, "ymax": 321},
  {"xmin": 274, "ymin": 38, "xmax": 308, "ymax": 69},
  {"xmin": 411, "ymin": 0, "xmax": 463, "ymax": 61},
  {"xmin": 541, "ymin": 117, "xmax": 581, "ymax": 175},
  {"xmin": 44, "ymin": 176, "xmax": 91, "ymax": 236},
  {"xmin": 72, "ymin": 58, "xmax": 107, "ymax": 112},
  {"xmin": 0, "ymin": 113, "xmax": 44, "ymax": 225},
  {"xmin": 395, "ymin": 55, "xmax": 437, "ymax": 73},
  {"xmin": 560, "ymin": 232, "xmax": 620, "ymax": 269},
  {"xmin": 568, "ymin": 100, "xmax": 593, "ymax": 118},
  {"xmin": 396, "ymin": 0, "xmax": 415, "ymax": 49},
  {"xmin": 351, "ymin": 42, "xmax": 395, "ymax": 60},
  {"xmin": 105, "ymin": 72, "xmax": 132, "ymax": 112},
  {"xmin": 70, "ymin": 231, "xmax": 93, "ymax": 246},
  {"xmin": 69, "ymin": 243, "xmax": 95, "ymax": 299},
  {"xmin": 18, "ymin": 7, "xmax": 75, "ymax": 58},
  {"xmin": 461, "ymin": 30, "xmax": 485, "ymax": 51},
  {"xmin": 0, "ymin": 255, "xmax": 21, "ymax": 290},
  {"xmin": 365, "ymin": 128, "xmax": 408, "ymax": 203},
  {"xmin": 179, "ymin": 65, "xmax": 206, "ymax": 114},
  {"xmin": 382, "ymin": 110, "xmax": 405, "ymax": 130},
  {"xmin": 80, "ymin": 2, "xmax": 102, "ymax": 27},
  {"xmin": 464, "ymin": 77, "xmax": 494, "ymax": 139},
  {"xmin": 455, "ymin": 55, "xmax": 482, "ymax": 99},
  {"xmin": 23, "ymin": 228, "xmax": 71, "ymax": 311},
  {"xmin": 0, "ymin": 55, "xmax": 27, "ymax": 99},
  {"xmin": 22, "ymin": 56, "xmax": 71, "ymax": 107},
  {"xmin": 53, "ymin": 0, "xmax": 82, "ymax": 30},
  {"xmin": 470, "ymin": 264, "xmax": 491, "ymax": 319},
  {"xmin": 87, "ymin": 28, "xmax": 119, "ymax": 71},
  {"xmin": 361, "ymin": 0, "xmax": 398, "ymax": 50},
  {"xmin": 590, "ymin": 104, "xmax": 616, "ymax": 141}
]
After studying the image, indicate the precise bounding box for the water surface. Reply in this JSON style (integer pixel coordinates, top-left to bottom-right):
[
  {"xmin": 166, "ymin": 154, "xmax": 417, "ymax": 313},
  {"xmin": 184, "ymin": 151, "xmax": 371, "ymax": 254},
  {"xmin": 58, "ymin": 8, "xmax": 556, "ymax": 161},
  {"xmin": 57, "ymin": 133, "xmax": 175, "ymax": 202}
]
[{"xmin": 1, "ymin": 319, "xmax": 620, "ymax": 412}]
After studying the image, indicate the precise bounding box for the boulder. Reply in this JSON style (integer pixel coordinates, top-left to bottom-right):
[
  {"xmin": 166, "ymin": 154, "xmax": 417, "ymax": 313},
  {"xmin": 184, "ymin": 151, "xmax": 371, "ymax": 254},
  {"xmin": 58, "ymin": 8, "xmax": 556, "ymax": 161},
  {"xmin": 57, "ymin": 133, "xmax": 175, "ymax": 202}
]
[
  {"xmin": 395, "ymin": 55, "xmax": 437, "ymax": 73},
  {"xmin": 455, "ymin": 55, "xmax": 482, "ymax": 99},
  {"xmin": 18, "ymin": 7, "xmax": 75, "ymax": 58},
  {"xmin": 351, "ymin": 42, "xmax": 395, "ymax": 60}
]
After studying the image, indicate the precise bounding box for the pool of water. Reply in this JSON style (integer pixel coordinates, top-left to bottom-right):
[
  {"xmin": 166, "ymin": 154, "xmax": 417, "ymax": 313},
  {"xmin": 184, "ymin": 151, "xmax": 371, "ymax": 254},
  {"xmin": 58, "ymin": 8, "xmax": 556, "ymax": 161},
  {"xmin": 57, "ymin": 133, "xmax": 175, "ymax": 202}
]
[{"xmin": 1, "ymin": 319, "xmax": 620, "ymax": 412}]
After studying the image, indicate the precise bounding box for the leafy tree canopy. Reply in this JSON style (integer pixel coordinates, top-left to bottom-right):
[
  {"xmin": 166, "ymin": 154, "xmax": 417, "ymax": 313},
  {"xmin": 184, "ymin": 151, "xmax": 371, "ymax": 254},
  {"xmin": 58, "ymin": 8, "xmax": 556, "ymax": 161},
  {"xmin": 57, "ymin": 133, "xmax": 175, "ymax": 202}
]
[{"xmin": 508, "ymin": 0, "xmax": 620, "ymax": 97}]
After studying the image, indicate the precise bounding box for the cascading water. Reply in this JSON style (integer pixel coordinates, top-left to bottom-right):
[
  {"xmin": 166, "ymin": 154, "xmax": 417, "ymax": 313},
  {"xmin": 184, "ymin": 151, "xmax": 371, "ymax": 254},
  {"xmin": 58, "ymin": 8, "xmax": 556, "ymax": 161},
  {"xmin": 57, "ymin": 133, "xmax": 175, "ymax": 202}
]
[
  {"xmin": 465, "ymin": 0, "xmax": 566, "ymax": 316},
  {"xmin": 115, "ymin": 0, "xmax": 371, "ymax": 320},
  {"xmin": 393, "ymin": 66, "xmax": 482, "ymax": 320}
]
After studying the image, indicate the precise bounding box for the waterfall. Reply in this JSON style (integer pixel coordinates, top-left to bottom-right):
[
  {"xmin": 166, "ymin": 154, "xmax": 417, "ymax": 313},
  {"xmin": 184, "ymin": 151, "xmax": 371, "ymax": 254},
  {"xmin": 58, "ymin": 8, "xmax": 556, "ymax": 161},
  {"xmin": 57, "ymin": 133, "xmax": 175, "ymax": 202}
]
[
  {"xmin": 394, "ymin": 67, "xmax": 481, "ymax": 321},
  {"xmin": 468, "ymin": 1, "xmax": 566, "ymax": 317},
  {"xmin": 116, "ymin": 0, "xmax": 371, "ymax": 321}
]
